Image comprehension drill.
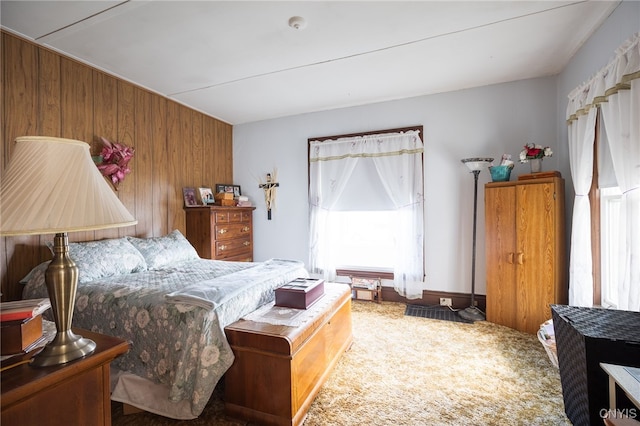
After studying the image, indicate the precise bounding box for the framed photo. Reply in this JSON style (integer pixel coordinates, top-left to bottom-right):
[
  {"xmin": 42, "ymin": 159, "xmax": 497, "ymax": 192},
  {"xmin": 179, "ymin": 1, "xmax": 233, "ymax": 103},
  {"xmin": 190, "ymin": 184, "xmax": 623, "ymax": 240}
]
[
  {"xmin": 215, "ymin": 184, "xmax": 241, "ymax": 198},
  {"xmin": 183, "ymin": 187, "xmax": 199, "ymax": 207},
  {"xmin": 198, "ymin": 187, "xmax": 214, "ymax": 205}
]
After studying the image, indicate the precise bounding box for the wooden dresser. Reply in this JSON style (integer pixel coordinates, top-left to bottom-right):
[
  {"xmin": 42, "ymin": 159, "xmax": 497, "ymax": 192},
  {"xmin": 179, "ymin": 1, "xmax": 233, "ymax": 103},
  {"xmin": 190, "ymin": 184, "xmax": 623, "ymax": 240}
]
[
  {"xmin": 185, "ymin": 206, "xmax": 255, "ymax": 261},
  {"xmin": 484, "ymin": 174, "xmax": 567, "ymax": 334},
  {"xmin": 224, "ymin": 283, "xmax": 353, "ymax": 426},
  {"xmin": 1, "ymin": 329, "xmax": 129, "ymax": 426}
]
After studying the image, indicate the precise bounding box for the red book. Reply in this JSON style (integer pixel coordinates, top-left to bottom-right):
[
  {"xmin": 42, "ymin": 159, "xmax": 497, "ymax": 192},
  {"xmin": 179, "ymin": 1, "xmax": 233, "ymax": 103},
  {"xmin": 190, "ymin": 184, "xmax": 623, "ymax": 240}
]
[{"xmin": 0, "ymin": 298, "xmax": 51, "ymax": 322}]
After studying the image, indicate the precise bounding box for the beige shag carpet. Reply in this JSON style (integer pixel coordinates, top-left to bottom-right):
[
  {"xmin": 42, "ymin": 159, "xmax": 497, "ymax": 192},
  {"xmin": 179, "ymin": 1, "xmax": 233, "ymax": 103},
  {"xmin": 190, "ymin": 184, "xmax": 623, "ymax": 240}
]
[{"xmin": 112, "ymin": 301, "xmax": 570, "ymax": 425}]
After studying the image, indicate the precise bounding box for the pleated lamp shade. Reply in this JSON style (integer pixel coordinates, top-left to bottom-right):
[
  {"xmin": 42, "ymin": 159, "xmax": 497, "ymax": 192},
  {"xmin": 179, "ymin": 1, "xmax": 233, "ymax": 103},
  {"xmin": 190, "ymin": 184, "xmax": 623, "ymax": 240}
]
[{"xmin": 0, "ymin": 136, "xmax": 137, "ymax": 236}]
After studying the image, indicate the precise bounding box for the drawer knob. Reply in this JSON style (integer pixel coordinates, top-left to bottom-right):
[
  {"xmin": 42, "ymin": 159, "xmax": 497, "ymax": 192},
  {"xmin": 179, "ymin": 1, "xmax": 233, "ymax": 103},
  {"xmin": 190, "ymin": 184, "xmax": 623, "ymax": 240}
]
[
  {"xmin": 219, "ymin": 245, "xmax": 226, "ymax": 251},
  {"xmin": 218, "ymin": 229, "xmax": 227, "ymax": 234},
  {"xmin": 243, "ymin": 241, "xmax": 250, "ymax": 246},
  {"xmin": 242, "ymin": 226, "xmax": 250, "ymax": 232}
]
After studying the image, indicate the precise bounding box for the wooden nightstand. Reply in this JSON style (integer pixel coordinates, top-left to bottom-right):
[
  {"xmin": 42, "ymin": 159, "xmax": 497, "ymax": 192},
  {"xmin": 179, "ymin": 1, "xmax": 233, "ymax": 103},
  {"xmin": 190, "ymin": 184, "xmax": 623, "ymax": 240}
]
[{"xmin": 1, "ymin": 329, "xmax": 129, "ymax": 426}]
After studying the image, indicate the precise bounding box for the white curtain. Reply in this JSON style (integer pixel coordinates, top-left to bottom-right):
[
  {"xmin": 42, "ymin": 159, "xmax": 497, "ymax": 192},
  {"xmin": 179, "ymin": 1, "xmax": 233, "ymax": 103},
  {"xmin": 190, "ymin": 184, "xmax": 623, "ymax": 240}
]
[
  {"xmin": 597, "ymin": 34, "xmax": 640, "ymax": 311},
  {"xmin": 566, "ymin": 32, "xmax": 640, "ymax": 311},
  {"xmin": 309, "ymin": 130, "xmax": 425, "ymax": 298},
  {"xmin": 565, "ymin": 88, "xmax": 597, "ymax": 307}
]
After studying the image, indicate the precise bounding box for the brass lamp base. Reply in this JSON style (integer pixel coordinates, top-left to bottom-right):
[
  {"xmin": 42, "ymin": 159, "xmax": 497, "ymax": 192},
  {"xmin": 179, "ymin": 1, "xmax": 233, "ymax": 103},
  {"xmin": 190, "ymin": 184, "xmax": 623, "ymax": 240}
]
[
  {"xmin": 30, "ymin": 232, "xmax": 96, "ymax": 368},
  {"xmin": 31, "ymin": 330, "xmax": 96, "ymax": 367}
]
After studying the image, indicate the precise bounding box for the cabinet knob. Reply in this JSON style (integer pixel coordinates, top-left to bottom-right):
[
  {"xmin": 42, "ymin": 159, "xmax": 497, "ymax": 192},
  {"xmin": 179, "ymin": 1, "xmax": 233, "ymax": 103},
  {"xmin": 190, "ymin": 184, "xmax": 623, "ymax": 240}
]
[
  {"xmin": 507, "ymin": 253, "xmax": 514, "ymax": 264},
  {"xmin": 218, "ymin": 228, "xmax": 227, "ymax": 234},
  {"xmin": 517, "ymin": 252, "xmax": 524, "ymax": 265}
]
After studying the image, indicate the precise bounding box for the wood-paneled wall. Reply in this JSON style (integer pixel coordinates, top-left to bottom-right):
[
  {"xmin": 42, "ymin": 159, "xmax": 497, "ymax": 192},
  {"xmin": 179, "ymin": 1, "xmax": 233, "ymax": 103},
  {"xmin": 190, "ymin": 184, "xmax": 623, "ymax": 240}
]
[{"xmin": 0, "ymin": 31, "xmax": 233, "ymax": 300}]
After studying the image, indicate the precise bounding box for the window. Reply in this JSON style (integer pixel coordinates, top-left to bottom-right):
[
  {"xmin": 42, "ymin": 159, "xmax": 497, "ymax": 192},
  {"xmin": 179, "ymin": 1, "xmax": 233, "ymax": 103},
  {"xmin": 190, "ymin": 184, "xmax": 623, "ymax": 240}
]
[
  {"xmin": 308, "ymin": 127, "xmax": 424, "ymax": 298},
  {"xmin": 599, "ymin": 186, "xmax": 622, "ymax": 308},
  {"xmin": 327, "ymin": 210, "xmax": 396, "ymax": 270}
]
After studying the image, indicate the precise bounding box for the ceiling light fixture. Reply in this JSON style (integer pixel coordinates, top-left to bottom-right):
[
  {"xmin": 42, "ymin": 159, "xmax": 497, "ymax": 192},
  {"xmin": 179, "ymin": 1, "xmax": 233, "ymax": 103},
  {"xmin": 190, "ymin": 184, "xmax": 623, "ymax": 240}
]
[{"xmin": 288, "ymin": 16, "xmax": 307, "ymax": 30}]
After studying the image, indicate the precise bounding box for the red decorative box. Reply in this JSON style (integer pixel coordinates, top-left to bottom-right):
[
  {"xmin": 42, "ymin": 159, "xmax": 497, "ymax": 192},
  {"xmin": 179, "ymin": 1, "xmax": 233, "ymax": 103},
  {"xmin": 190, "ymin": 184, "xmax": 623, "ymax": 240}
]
[{"xmin": 275, "ymin": 278, "xmax": 325, "ymax": 309}]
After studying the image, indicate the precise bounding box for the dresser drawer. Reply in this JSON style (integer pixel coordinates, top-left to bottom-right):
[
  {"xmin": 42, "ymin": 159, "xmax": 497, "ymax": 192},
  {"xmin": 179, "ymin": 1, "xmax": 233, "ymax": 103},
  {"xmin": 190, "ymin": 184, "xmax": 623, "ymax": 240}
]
[
  {"xmin": 214, "ymin": 210, "xmax": 251, "ymax": 224},
  {"xmin": 215, "ymin": 237, "xmax": 252, "ymax": 259},
  {"xmin": 215, "ymin": 223, "xmax": 252, "ymax": 240}
]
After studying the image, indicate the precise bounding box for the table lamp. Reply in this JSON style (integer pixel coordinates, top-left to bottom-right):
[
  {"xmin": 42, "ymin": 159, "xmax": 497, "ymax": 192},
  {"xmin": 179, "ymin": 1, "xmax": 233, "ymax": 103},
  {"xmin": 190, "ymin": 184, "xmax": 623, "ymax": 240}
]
[
  {"xmin": 460, "ymin": 157, "xmax": 493, "ymax": 322},
  {"xmin": 0, "ymin": 136, "xmax": 137, "ymax": 367}
]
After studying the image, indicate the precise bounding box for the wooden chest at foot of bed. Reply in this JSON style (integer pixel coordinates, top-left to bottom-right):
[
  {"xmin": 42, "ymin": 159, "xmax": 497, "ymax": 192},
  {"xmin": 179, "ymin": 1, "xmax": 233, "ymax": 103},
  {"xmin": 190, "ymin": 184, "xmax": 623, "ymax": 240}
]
[{"xmin": 224, "ymin": 283, "xmax": 353, "ymax": 426}]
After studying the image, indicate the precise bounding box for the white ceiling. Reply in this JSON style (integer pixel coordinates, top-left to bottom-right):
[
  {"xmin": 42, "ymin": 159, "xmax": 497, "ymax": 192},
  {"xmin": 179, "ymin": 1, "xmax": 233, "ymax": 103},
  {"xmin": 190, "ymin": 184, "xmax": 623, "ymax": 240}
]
[{"xmin": 1, "ymin": 1, "xmax": 620, "ymax": 125}]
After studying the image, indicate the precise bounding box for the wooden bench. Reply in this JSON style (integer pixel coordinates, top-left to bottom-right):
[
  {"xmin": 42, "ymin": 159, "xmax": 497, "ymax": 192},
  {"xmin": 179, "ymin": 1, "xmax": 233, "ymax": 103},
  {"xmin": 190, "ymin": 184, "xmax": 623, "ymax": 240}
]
[{"xmin": 224, "ymin": 283, "xmax": 353, "ymax": 426}]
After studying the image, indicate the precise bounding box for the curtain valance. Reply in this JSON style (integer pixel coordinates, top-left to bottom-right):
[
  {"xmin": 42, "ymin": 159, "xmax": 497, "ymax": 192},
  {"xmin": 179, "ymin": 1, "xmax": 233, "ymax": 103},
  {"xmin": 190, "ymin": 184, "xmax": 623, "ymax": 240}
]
[
  {"xmin": 567, "ymin": 32, "xmax": 640, "ymax": 122},
  {"xmin": 309, "ymin": 130, "xmax": 423, "ymax": 162}
]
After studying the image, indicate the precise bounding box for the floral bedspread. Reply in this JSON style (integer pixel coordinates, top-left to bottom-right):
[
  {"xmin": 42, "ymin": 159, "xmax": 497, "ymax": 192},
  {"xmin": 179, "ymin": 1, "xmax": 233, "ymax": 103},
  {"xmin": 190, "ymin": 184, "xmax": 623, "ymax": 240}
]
[{"xmin": 22, "ymin": 258, "xmax": 307, "ymax": 418}]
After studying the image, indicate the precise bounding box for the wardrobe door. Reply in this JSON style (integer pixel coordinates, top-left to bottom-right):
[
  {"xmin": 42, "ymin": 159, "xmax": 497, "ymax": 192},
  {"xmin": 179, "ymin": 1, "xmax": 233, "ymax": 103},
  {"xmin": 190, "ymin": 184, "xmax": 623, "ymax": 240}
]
[
  {"xmin": 485, "ymin": 184, "xmax": 517, "ymax": 329},
  {"xmin": 515, "ymin": 182, "xmax": 557, "ymax": 334}
]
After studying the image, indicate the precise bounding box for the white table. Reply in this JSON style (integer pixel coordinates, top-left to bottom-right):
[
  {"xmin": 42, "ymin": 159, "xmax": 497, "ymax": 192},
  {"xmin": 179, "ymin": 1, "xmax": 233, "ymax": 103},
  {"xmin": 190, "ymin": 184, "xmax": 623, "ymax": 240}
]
[{"xmin": 600, "ymin": 363, "xmax": 640, "ymax": 411}]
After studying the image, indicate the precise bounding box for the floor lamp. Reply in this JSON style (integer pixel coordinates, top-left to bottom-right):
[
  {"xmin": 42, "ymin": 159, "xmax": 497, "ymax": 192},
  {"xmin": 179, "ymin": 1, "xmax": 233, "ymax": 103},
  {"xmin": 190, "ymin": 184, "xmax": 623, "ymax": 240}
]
[
  {"xmin": 0, "ymin": 136, "xmax": 137, "ymax": 367},
  {"xmin": 459, "ymin": 157, "xmax": 493, "ymax": 322}
]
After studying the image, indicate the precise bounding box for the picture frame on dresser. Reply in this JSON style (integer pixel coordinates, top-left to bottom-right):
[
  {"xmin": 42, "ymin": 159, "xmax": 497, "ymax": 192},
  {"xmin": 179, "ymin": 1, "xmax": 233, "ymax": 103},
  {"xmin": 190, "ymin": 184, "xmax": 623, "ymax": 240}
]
[
  {"xmin": 199, "ymin": 187, "xmax": 214, "ymax": 205},
  {"xmin": 183, "ymin": 187, "xmax": 199, "ymax": 207},
  {"xmin": 215, "ymin": 184, "xmax": 241, "ymax": 197}
]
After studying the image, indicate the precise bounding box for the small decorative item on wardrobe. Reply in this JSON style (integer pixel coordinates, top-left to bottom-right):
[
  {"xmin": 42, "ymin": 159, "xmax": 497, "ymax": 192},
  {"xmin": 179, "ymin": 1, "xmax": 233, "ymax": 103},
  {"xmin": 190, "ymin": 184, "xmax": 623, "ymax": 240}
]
[
  {"xmin": 519, "ymin": 143, "xmax": 552, "ymax": 174},
  {"xmin": 530, "ymin": 158, "xmax": 542, "ymax": 173}
]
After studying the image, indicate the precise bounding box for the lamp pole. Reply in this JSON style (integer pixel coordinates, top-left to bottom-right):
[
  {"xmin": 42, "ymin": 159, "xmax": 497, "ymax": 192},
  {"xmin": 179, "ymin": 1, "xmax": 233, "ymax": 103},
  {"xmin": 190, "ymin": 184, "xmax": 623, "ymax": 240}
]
[
  {"xmin": 459, "ymin": 157, "xmax": 493, "ymax": 322},
  {"xmin": 469, "ymin": 169, "xmax": 480, "ymax": 311}
]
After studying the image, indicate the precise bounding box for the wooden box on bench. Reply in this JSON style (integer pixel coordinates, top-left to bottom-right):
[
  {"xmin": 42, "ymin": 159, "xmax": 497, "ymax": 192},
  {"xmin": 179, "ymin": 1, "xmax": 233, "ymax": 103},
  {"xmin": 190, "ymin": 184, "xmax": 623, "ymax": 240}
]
[
  {"xmin": 275, "ymin": 278, "xmax": 325, "ymax": 309},
  {"xmin": 224, "ymin": 283, "xmax": 353, "ymax": 426}
]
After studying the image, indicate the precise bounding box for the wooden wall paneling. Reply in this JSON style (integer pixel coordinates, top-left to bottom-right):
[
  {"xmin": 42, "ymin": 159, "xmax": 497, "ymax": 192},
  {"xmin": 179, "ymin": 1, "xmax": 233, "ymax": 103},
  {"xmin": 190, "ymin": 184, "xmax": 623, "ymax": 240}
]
[
  {"xmin": 166, "ymin": 101, "xmax": 183, "ymax": 233},
  {"xmin": 115, "ymin": 80, "xmax": 137, "ymax": 238},
  {"xmin": 36, "ymin": 47, "xmax": 61, "ymax": 263},
  {"xmin": 1, "ymin": 34, "xmax": 40, "ymax": 300},
  {"xmin": 191, "ymin": 109, "xmax": 204, "ymax": 188},
  {"xmin": 183, "ymin": 108, "xmax": 196, "ymax": 187},
  {"xmin": 205, "ymin": 117, "xmax": 230, "ymax": 187},
  {"xmin": 93, "ymin": 70, "xmax": 121, "ymax": 241},
  {"xmin": 176, "ymin": 104, "xmax": 193, "ymax": 232},
  {"xmin": 203, "ymin": 117, "xmax": 217, "ymax": 185},
  {"xmin": 131, "ymin": 88, "xmax": 152, "ymax": 237},
  {"xmin": 151, "ymin": 96, "xmax": 169, "ymax": 237},
  {"xmin": 218, "ymin": 120, "xmax": 233, "ymax": 184},
  {"xmin": 37, "ymin": 49, "xmax": 61, "ymax": 137},
  {"xmin": 60, "ymin": 57, "xmax": 96, "ymax": 243}
]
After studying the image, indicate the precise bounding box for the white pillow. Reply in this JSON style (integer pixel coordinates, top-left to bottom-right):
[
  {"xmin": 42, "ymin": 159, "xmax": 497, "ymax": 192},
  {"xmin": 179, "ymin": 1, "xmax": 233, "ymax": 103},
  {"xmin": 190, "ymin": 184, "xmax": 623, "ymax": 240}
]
[
  {"xmin": 126, "ymin": 230, "xmax": 199, "ymax": 270},
  {"xmin": 47, "ymin": 237, "xmax": 148, "ymax": 283}
]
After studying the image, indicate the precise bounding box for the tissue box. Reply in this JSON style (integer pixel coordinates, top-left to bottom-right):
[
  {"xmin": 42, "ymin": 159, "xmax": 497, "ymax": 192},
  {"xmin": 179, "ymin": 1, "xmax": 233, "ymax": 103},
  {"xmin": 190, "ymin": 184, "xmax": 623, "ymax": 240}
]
[{"xmin": 275, "ymin": 278, "xmax": 325, "ymax": 309}]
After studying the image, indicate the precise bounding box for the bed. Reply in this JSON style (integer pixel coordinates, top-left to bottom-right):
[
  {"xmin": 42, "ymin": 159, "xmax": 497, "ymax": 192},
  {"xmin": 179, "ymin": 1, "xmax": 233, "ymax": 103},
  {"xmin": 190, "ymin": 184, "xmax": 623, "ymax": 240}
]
[{"xmin": 21, "ymin": 230, "xmax": 308, "ymax": 420}]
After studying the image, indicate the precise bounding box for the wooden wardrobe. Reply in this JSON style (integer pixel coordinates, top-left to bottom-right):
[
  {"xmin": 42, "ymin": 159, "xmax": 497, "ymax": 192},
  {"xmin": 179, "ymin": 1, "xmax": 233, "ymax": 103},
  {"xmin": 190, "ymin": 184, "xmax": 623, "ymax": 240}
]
[{"xmin": 484, "ymin": 174, "xmax": 567, "ymax": 334}]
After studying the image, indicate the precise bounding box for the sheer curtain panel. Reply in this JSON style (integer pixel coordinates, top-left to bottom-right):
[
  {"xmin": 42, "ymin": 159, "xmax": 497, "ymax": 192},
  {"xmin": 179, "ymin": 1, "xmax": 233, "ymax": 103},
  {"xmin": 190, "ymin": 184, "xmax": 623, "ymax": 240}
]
[{"xmin": 309, "ymin": 130, "xmax": 425, "ymax": 298}]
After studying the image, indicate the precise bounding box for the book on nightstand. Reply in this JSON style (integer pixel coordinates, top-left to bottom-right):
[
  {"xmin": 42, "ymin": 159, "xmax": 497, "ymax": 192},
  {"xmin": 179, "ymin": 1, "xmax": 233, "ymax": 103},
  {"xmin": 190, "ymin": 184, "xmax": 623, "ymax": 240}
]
[
  {"xmin": 0, "ymin": 298, "xmax": 51, "ymax": 356},
  {"xmin": 1, "ymin": 314, "xmax": 44, "ymax": 355},
  {"xmin": 0, "ymin": 298, "xmax": 51, "ymax": 322}
]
